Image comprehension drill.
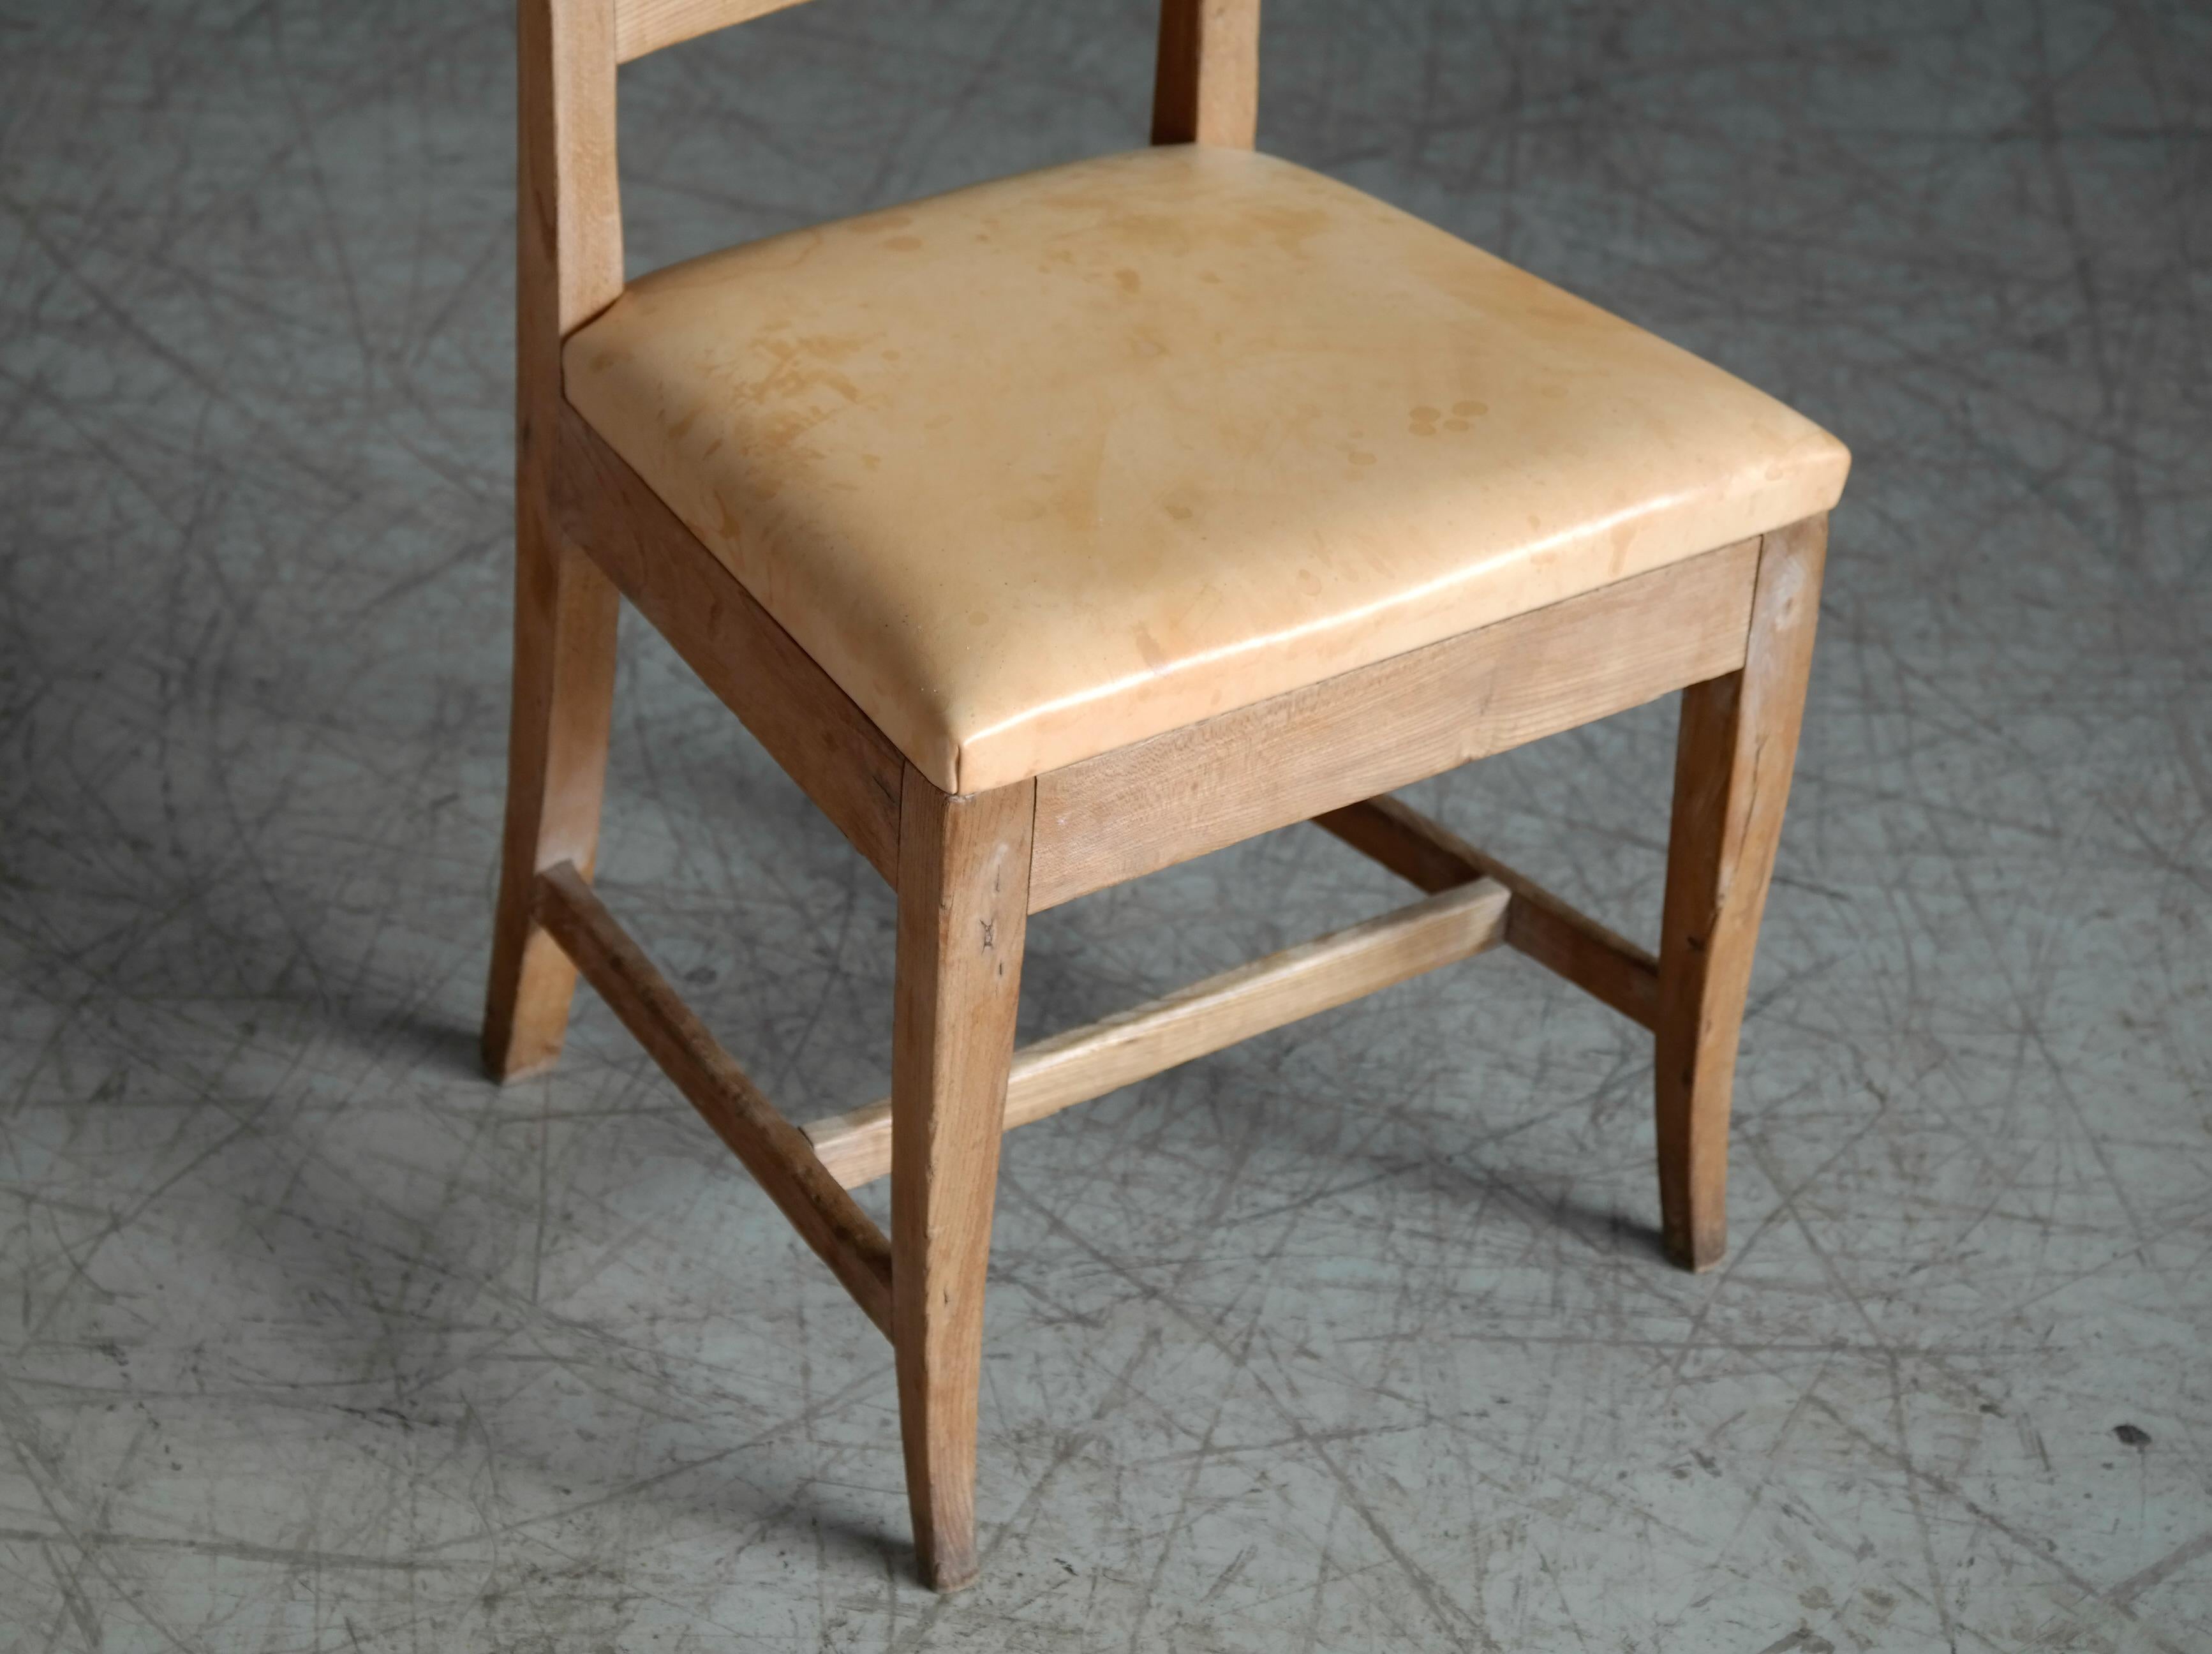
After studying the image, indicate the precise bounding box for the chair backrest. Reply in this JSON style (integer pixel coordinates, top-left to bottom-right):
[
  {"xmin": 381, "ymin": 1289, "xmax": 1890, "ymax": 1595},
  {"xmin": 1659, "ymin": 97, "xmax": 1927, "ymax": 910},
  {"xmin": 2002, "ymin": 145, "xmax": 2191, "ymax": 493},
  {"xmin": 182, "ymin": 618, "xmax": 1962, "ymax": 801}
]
[
  {"xmin": 515, "ymin": 0, "xmax": 1259, "ymax": 507},
  {"xmin": 609, "ymin": 0, "xmax": 1258, "ymax": 129},
  {"xmin": 517, "ymin": 0, "xmax": 1260, "ymax": 360}
]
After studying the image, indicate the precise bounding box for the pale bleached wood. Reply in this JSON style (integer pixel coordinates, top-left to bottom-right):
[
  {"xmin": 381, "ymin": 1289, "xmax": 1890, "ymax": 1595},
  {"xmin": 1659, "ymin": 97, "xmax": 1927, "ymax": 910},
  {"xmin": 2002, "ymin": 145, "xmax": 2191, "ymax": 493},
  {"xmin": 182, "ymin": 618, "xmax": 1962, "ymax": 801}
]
[
  {"xmin": 483, "ymin": 0, "xmax": 628, "ymax": 1080},
  {"xmin": 534, "ymin": 861, "xmax": 896, "ymax": 1334},
  {"xmin": 891, "ymin": 768, "xmax": 1034, "ymax": 1593},
  {"xmin": 1316, "ymin": 796, "xmax": 1659, "ymax": 1029},
  {"xmin": 806, "ymin": 876, "xmax": 1512, "ymax": 1189},
  {"xmin": 481, "ymin": 519, "xmax": 620, "ymax": 1080},
  {"xmin": 1030, "ymin": 537, "xmax": 1761, "ymax": 914},
  {"xmin": 556, "ymin": 404, "xmax": 905, "ymax": 883},
  {"xmin": 482, "ymin": 0, "xmax": 1838, "ymax": 1600},
  {"xmin": 1152, "ymin": 0, "xmax": 1261, "ymax": 146},
  {"xmin": 523, "ymin": 0, "xmax": 624, "ymax": 356},
  {"xmin": 616, "ymin": 0, "xmax": 817, "ymax": 61},
  {"xmin": 1654, "ymin": 516, "xmax": 1828, "ymax": 1272}
]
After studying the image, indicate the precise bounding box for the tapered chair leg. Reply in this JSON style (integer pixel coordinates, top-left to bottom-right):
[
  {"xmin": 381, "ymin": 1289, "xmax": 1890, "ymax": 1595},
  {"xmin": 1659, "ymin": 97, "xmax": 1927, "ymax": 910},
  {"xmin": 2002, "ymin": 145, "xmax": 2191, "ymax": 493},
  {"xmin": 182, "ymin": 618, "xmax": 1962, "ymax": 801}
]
[
  {"xmin": 1654, "ymin": 516, "xmax": 1827, "ymax": 1271},
  {"xmin": 482, "ymin": 498, "xmax": 621, "ymax": 1082},
  {"xmin": 890, "ymin": 765, "xmax": 1034, "ymax": 1591}
]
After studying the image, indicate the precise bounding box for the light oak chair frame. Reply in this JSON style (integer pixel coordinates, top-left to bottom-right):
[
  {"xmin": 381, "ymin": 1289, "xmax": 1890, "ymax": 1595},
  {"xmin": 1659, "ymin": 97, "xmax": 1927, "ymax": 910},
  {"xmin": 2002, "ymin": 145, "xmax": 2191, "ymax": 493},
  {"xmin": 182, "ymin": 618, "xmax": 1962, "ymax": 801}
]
[{"xmin": 484, "ymin": 0, "xmax": 1829, "ymax": 1593}]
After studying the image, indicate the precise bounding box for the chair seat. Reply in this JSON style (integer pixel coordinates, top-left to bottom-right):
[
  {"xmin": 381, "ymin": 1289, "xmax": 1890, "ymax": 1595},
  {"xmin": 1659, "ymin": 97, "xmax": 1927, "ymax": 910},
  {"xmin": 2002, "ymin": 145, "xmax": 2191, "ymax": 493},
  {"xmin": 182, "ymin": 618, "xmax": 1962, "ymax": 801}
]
[{"xmin": 566, "ymin": 145, "xmax": 1849, "ymax": 793}]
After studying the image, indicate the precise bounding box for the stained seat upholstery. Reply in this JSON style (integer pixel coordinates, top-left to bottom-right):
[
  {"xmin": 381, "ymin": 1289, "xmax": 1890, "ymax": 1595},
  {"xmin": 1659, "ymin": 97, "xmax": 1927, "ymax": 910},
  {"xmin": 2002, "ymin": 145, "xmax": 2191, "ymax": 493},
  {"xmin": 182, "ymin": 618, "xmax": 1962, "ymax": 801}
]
[{"xmin": 565, "ymin": 145, "xmax": 1850, "ymax": 794}]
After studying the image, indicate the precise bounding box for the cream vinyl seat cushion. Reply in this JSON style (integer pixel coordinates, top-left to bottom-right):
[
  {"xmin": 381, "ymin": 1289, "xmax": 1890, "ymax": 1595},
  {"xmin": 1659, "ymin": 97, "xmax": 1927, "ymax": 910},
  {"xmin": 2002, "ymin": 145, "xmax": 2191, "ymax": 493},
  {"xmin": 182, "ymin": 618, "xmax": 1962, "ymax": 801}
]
[{"xmin": 566, "ymin": 145, "xmax": 1850, "ymax": 794}]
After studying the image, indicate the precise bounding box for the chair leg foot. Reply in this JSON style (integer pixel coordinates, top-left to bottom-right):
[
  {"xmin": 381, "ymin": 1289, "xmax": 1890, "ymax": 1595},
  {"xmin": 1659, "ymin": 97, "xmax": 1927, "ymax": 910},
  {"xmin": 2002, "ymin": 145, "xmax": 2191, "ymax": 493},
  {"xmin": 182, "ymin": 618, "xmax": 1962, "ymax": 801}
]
[
  {"xmin": 482, "ymin": 503, "xmax": 621, "ymax": 1082},
  {"xmin": 1653, "ymin": 516, "xmax": 1827, "ymax": 1273},
  {"xmin": 889, "ymin": 766, "xmax": 1034, "ymax": 1594},
  {"xmin": 1663, "ymin": 1218, "xmax": 1730, "ymax": 1275}
]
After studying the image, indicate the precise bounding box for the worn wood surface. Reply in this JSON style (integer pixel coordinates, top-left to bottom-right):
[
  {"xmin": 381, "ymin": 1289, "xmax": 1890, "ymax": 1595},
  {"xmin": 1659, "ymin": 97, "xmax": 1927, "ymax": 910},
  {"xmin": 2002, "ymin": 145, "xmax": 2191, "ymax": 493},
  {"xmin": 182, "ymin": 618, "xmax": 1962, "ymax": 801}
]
[
  {"xmin": 616, "ymin": 0, "xmax": 817, "ymax": 62},
  {"xmin": 805, "ymin": 877, "xmax": 1512, "ymax": 1189},
  {"xmin": 1654, "ymin": 517, "xmax": 1829, "ymax": 1271},
  {"xmin": 535, "ymin": 862, "xmax": 895, "ymax": 1332},
  {"xmin": 1030, "ymin": 538, "xmax": 1760, "ymax": 913},
  {"xmin": 482, "ymin": 0, "xmax": 628, "ymax": 1080},
  {"xmin": 25, "ymin": 5, "xmax": 2212, "ymax": 1646},
  {"xmin": 1151, "ymin": 0, "xmax": 1261, "ymax": 146},
  {"xmin": 890, "ymin": 770, "xmax": 1034, "ymax": 1592},
  {"xmin": 1317, "ymin": 795, "xmax": 1662, "ymax": 1029},
  {"xmin": 556, "ymin": 406, "xmax": 904, "ymax": 882},
  {"xmin": 519, "ymin": 0, "xmax": 623, "ymax": 355}
]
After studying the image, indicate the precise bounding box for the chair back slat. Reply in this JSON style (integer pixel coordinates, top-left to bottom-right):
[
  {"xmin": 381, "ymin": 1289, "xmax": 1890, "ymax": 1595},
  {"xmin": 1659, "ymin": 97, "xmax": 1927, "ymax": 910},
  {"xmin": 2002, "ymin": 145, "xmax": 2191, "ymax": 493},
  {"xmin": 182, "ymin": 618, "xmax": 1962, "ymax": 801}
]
[{"xmin": 616, "ymin": 0, "xmax": 819, "ymax": 64}]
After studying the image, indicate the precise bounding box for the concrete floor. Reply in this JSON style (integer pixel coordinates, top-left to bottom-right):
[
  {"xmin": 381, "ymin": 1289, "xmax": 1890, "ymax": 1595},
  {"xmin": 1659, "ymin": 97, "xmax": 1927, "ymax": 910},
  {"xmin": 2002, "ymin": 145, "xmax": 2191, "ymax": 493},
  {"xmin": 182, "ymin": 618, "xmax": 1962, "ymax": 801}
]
[{"xmin": 3, "ymin": 0, "xmax": 2208, "ymax": 1648}]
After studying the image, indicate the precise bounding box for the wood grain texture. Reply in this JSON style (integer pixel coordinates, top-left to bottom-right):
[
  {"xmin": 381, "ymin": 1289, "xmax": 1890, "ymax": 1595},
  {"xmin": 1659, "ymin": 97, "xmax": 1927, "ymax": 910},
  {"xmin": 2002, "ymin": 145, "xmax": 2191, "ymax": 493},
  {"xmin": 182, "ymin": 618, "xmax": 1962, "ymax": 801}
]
[
  {"xmin": 521, "ymin": 0, "xmax": 624, "ymax": 360},
  {"xmin": 1316, "ymin": 795, "xmax": 1661, "ymax": 1029},
  {"xmin": 480, "ymin": 525, "xmax": 620, "ymax": 1080},
  {"xmin": 1152, "ymin": 0, "xmax": 1261, "ymax": 146},
  {"xmin": 805, "ymin": 877, "xmax": 1511, "ymax": 1189},
  {"xmin": 1030, "ymin": 537, "xmax": 1761, "ymax": 913},
  {"xmin": 482, "ymin": 0, "xmax": 628, "ymax": 1080},
  {"xmin": 555, "ymin": 404, "xmax": 905, "ymax": 883},
  {"xmin": 615, "ymin": 0, "xmax": 817, "ymax": 61},
  {"xmin": 534, "ymin": 862, "xmax": 895, "ymax": 1333},
  {"xmin": 1654, "ymin": 516, "xmax": 1828, "ymax": 1272},
  {"xmin": 891, "ymin": 769, "xmax": 1035, "ymax": 1593}
]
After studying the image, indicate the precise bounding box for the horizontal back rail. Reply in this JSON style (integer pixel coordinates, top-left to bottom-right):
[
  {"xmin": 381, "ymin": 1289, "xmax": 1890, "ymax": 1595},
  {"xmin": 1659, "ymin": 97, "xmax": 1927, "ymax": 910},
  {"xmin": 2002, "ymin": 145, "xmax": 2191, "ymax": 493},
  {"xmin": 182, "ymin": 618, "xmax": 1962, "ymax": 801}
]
[
  {"xmin": 1027, "ymin": 536, "xmax": 1762, "ymax": 913},
  {"xmin": 617, "ymin": 0, "xmax": 817, "ymax": 62}
]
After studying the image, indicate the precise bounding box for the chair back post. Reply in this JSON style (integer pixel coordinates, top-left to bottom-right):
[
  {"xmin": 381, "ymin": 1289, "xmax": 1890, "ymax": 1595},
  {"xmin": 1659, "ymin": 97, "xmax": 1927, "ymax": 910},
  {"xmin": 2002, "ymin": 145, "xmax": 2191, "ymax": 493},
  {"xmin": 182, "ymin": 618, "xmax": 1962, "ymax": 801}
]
[
  {"xmin": 1152, "ymin": 0, "xmax": 1261, "ymax": 147},
  {"xmin": 519, "ymin": 0, "xmax": 624, "ymax": 508}
]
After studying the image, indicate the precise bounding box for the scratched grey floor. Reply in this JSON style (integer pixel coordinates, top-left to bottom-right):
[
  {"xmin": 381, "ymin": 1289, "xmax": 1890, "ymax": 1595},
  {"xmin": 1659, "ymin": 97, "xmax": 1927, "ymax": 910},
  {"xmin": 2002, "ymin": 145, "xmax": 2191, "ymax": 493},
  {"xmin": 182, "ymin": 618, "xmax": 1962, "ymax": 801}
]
[{"xmin": 3, "ymin": 1, "xmax": 2209, "ymax": 1649}]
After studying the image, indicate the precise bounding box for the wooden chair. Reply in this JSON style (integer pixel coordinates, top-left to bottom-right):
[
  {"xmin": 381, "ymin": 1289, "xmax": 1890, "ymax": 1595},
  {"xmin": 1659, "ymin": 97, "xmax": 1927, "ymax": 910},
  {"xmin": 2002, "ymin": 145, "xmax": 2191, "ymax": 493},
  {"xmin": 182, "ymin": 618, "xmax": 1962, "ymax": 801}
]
[{"xmin": 484, "ymin": 0, "xmax": 1848, "ymax": 1591}]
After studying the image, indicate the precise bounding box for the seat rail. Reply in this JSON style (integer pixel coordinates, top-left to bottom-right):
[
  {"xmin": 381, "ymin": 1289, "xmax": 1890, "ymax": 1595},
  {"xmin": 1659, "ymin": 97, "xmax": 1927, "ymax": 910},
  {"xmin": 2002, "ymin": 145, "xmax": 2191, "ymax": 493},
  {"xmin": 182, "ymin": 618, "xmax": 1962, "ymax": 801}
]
[{"xmin": 1025, "ymin": 537, "xmax": 1762, "ymax": 912}]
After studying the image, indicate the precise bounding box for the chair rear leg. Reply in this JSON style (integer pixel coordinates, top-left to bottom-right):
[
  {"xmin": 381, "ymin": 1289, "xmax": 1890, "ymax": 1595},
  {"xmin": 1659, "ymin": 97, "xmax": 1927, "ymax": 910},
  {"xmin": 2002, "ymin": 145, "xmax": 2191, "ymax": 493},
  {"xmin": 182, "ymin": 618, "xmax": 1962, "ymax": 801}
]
[
  {"xmin": 1654, "ymin": 516, "xmax": 1827, "ymax": 1271},
  {"xmin": 890, "ymin": 765, "xmax": 1034, "ymax": 1591},
  {"xmin": 482, "ymin": 496, "xmax": 621, "ymax": 1082}
]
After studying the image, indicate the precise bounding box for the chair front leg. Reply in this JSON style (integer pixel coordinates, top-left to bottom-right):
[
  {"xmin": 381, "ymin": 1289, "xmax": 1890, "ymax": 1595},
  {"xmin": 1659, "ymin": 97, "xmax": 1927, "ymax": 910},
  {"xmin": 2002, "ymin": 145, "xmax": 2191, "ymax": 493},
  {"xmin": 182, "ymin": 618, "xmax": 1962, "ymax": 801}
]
[
  {"xmin": 890, "ymin": 764, "xmax": 1034, "ymax": 1591},
  {"xmin": 1654, "ymin": 515, "xmax": 1827, "ymax": 1271},
  {"xmin": 482, "ymin": 492, "xmax": 621, "ymax": 1082}
]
